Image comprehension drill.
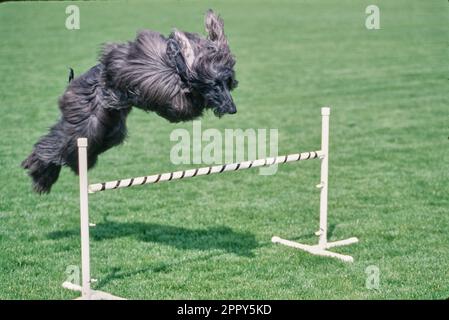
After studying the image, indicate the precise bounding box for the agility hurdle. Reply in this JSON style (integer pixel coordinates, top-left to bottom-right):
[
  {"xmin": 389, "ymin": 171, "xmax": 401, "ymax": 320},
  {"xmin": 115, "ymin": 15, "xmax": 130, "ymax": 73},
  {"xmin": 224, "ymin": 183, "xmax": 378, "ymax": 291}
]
[{"xmin": 63, "ymin": 107, "xmax": 358, "ymax": 300}]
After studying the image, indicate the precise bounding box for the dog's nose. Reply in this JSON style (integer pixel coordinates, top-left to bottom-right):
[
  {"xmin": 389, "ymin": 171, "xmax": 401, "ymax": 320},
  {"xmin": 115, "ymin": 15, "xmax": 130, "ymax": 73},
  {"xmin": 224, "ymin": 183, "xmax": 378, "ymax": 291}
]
[{"xmin": 227, "ymin": 104, "xmax": 237, "ymax": 114}]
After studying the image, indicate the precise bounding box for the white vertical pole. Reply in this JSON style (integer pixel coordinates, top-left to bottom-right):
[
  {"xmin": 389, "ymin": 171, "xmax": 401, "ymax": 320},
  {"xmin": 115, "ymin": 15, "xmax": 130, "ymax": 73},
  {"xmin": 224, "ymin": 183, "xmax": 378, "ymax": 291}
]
[
  {"xmin": 77, "ymin": 138, "xmax": 91, "ymax": 300},
  {"xmin": 319, "ymin": 108, "xmax": 330, "ymax": 247}
]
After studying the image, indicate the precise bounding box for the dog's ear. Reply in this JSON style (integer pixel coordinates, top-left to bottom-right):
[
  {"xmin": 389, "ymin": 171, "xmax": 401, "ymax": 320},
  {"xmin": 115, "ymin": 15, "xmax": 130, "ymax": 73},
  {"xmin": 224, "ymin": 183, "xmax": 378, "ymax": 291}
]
[
  {"xmin": 204, "ymin": 9, "xmax": 227, "ymax": 46},
  {"xmin": 166, "ymin": 38, "xmax": 188, "ymax": 82},
  {"xmin": 169, "ymin": 30, "xmax": 195, "ymax": 70}
]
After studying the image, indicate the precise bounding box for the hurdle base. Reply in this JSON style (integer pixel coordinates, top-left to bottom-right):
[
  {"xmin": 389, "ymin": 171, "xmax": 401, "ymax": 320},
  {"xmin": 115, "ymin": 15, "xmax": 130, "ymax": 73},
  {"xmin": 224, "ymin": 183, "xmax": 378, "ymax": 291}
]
[
  {"xmin": 271, "ymin": 236, "xmax": 358, "ymax": 263},
  {"xmin": 62, "ymin": 282, "xmax": 126, "ymax": 300}
]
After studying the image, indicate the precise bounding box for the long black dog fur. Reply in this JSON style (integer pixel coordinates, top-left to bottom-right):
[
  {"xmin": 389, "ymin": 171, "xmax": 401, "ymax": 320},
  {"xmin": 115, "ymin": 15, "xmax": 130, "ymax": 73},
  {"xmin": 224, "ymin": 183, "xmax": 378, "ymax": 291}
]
[{"xmin": 22, "ymin": 10, "xmax": 238, "ymax": 194}]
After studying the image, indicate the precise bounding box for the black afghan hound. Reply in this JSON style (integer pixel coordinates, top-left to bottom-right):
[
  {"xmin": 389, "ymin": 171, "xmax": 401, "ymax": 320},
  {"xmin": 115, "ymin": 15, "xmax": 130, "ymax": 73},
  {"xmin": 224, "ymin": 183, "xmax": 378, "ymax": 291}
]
[{"xmin": 22, "ymin": 10, "xmax": 238, "ymax": 193}]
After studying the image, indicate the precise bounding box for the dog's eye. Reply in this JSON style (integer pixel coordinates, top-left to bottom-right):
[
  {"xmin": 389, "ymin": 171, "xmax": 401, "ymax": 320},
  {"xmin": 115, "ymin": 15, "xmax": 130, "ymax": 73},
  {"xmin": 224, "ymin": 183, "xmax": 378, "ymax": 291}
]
[{"xmin": 228, "ymin": 78, "xmax": 238, "ymax": 89}]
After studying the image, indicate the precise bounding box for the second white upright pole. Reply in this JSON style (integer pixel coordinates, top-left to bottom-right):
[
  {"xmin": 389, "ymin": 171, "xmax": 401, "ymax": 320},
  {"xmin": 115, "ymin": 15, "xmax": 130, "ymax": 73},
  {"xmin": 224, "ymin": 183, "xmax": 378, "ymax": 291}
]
[
  {"xmin": 77, "ymin": 138, "xmax": 91, "ymax": 300},
  {"xmin": 319, "ymin": 107, "xmax": 330, "ymax": 247}
]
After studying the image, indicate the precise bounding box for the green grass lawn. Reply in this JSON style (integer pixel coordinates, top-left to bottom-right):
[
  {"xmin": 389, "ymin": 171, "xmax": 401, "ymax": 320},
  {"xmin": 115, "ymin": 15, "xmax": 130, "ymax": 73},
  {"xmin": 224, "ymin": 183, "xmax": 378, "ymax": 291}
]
[{"xmin": 0, "ymin": 0, "xmax": 448, "ymax": 299}]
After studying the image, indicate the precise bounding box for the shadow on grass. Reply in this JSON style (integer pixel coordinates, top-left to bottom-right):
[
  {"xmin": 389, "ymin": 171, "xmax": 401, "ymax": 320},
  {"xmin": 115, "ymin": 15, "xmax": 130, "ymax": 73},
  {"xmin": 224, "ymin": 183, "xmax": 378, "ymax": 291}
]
[
  {"xmin": 48, "ymin": 221, "xmax": 258, "ymax": 257},
  {"xmin": 95, "ymin": 252, "xmax": 219, "ymax": 290}
]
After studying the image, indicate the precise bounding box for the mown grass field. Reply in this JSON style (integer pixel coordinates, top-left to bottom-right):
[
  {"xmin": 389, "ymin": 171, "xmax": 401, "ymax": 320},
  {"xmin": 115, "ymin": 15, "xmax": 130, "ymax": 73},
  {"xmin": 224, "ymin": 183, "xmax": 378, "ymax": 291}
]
[{"xmin": 0, "ymin": 0, "xmax": 448, "ymax": 299}]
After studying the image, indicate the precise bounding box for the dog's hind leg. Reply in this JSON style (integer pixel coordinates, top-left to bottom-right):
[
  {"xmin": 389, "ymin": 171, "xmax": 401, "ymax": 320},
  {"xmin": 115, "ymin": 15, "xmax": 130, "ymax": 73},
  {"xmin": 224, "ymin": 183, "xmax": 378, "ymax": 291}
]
[
  {"xmin": 21, "ymin": 120, "xmax": 66, "ymax": 194},
  {"xmin": 22, "ymin": 106, "xmax": 130, "ymax": 194},
  {"xmin": 22, "ymin": 64, "xmax": 131, "ymax": 194}
]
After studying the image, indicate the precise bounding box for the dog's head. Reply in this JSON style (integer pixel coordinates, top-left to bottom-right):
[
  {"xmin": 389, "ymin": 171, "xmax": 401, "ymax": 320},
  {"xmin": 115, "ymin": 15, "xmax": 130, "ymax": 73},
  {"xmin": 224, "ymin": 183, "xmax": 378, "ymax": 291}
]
[{"xmin": 168, "ymin": 10, "xmax": 238, "ymax": 117}]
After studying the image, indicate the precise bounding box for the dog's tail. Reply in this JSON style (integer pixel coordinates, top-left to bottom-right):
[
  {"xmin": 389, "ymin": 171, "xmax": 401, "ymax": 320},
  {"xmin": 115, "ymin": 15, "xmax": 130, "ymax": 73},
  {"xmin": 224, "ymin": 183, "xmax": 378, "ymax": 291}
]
[
  {"xmin": 68, "ymin": 67, "xmax": 74, "ymax": 83},
  {"xmin": 21, "ymin": 121, "xmax": 67, "ymax": 194}
]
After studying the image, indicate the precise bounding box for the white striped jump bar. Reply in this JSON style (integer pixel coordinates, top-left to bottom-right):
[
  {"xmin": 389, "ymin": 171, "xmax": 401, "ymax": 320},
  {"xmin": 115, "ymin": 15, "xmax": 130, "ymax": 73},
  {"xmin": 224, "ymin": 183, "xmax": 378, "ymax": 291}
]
[{"xmin": 88, "ymin": 150, "xmax": 324, "ymax": 194}]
